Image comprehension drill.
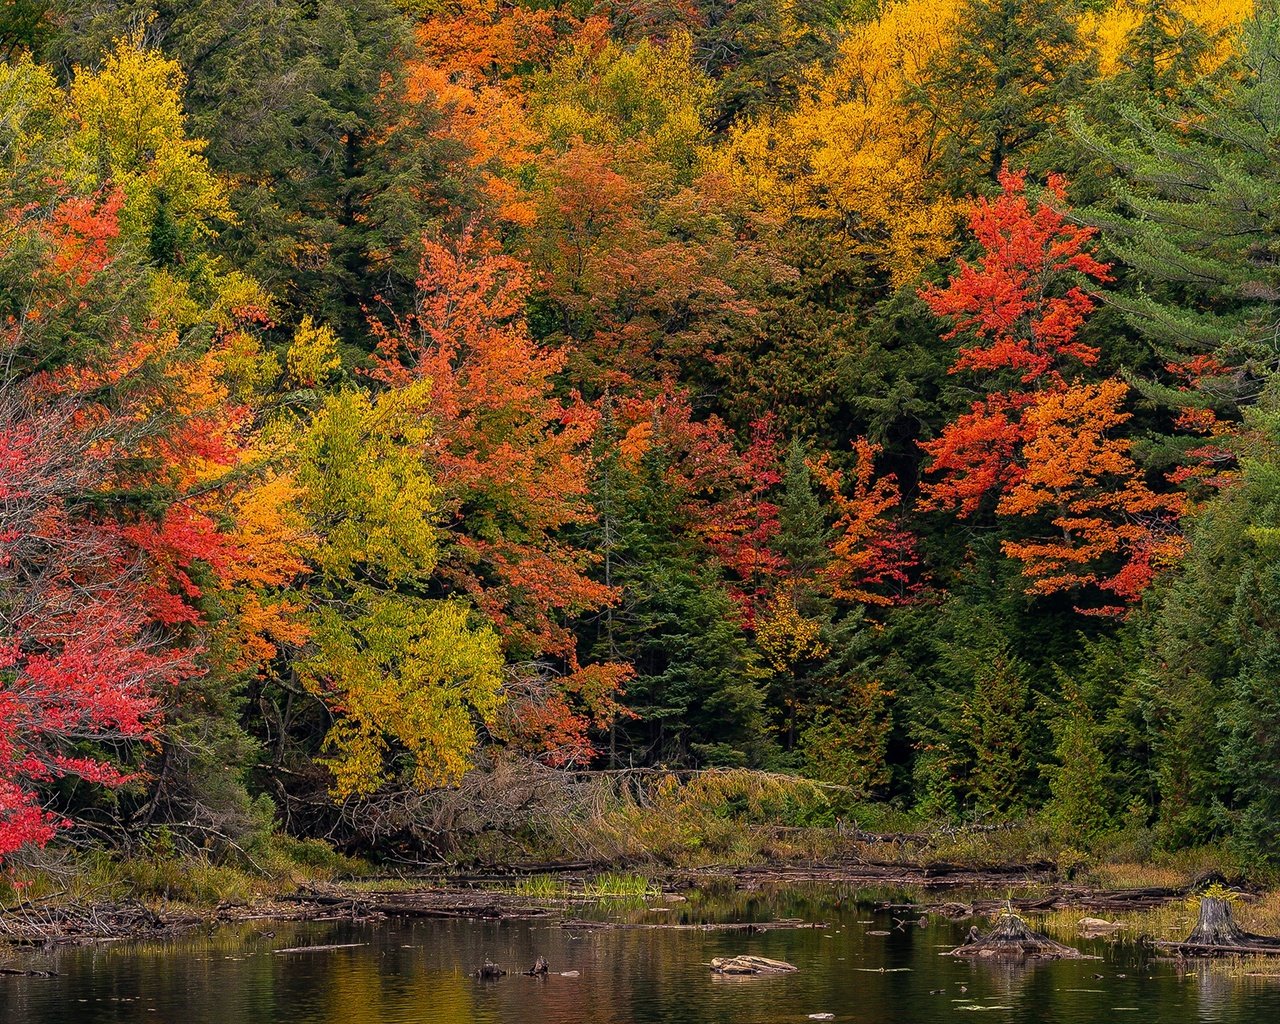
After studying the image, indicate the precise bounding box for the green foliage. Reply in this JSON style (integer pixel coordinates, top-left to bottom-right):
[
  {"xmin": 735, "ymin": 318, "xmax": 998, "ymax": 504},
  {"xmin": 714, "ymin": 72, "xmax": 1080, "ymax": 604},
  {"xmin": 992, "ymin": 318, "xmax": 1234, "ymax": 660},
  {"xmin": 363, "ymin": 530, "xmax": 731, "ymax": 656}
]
[
  {"xmin": 1044, "ymin": 681, "xmax": 1112, "ymax": 842},
  {"xmin": 912, "ymin": 0, "xmax": 1096, "ymax": 186},
  {"xmin": 1078, "ymin": 3, "xmax": 1280, "ymax": 384}
]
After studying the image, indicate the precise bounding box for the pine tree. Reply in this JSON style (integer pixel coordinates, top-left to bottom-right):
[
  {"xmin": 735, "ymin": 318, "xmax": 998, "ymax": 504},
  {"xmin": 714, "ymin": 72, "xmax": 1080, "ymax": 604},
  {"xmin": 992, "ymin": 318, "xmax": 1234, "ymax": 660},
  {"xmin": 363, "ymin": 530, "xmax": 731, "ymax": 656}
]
[
  {"xmin": 1044, "ymin": 680, "xmax": 1112, "ymax": 842},
  {"xmin": 1077, "ymin": 4, "xmax": 1280, "ymax": 392},
  {"xmin": 774, "ymin": 439, "xmax": 831, "ymax": 587}
]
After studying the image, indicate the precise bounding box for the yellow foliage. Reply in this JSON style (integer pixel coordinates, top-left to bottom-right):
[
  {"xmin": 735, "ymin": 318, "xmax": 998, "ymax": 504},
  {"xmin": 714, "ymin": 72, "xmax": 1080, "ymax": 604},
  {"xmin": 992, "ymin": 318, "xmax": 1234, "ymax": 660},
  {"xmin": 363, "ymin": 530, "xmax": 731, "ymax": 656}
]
[
  {"xmin": 715, "ymin": 0, "xmax": 964, "ymax": 286},
  {"xmin": 307, "ymin": 600, "xmax": 504, "ymax": 796},
  {"xmin": 68, "ymin": 35, "xmax": 231, "ymax": 238},
  {"xmin": 292, "ymin": 386, "xmax": 505, "ymax": 796},
  {"xmin": 755, "ymin": 590, "xmax": 829, "ymax": 673},
  {"xmin": 0, "ymin": 54, "xmax": 68, "ymax": 171},
  {"xmin": 531, "ymin": 30, "xmax": 712, "ymax": 176},
  {"xmin": 286, "ymin": 316, "xmax": 342, "ymax": 389},
  {"xmin": 1080, "ymin": 0, "xmax": 1254, "ymax": 78}
]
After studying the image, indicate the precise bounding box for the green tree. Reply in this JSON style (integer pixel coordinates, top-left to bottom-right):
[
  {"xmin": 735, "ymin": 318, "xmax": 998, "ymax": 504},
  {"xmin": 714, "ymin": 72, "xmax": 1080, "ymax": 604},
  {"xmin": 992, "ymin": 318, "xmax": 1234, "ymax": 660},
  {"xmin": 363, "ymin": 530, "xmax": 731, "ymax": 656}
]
[
  {"xmin": 912, "ymin": 0, "xmax": 1096, "ymax": 185},
  {"xmin": 1044, "ymin": 680, "xmax": 1112, "ymax": 842},
  {"xmin": 49, "ymin": 0, "xmax": 458, "ymax": 342},
  {"xmin": 1077, "ymin": 4, "xmax": 1280, "ymax": 391}
]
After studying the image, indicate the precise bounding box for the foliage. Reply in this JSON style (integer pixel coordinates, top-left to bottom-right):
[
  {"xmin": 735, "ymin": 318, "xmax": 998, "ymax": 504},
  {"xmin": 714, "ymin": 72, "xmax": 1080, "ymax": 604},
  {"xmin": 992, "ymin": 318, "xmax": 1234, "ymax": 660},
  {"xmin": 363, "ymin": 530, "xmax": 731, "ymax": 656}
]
[{"xmin": 0, "ymin": 0, "xmax": 1277, "ymax": 872}]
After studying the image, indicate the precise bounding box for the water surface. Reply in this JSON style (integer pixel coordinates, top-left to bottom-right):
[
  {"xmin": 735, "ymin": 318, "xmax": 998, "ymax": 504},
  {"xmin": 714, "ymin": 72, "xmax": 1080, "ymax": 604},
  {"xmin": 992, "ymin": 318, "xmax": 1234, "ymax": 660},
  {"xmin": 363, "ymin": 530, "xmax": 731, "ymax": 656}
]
[{"xmin": 4, "ymin": 886, "xmax": 1279, "ymax": 1023}]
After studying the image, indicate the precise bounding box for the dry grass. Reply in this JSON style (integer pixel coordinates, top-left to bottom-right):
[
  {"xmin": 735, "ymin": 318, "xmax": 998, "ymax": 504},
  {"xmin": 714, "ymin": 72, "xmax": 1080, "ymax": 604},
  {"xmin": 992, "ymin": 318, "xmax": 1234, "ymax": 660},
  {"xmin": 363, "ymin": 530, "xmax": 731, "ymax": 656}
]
[
  {"xmin": 1033, "ymin": 887, "xmax": 1280, "ymax": 950},
  {"xmin": 1080, "ymin": 847, "xmax": 1234, "ymax": 891}
]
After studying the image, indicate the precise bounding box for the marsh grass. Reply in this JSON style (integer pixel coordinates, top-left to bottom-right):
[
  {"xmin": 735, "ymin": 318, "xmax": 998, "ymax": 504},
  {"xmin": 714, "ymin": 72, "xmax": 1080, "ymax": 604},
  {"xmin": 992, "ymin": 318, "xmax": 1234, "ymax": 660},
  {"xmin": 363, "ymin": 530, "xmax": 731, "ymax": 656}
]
[
  {"xmin": 1212, "ymin": 955, "xmax": 1280, "ymax": 979},
  {"xmin": 0, "ymin": 835, "xmax": 369, "ymax": 913},
  {"xmin": 582, "ymin": 871, "xmax": 661, "ymax": 899},
  {"xmin": 510, "ymin": 874, "xmax": 570, "ymax": 898}
]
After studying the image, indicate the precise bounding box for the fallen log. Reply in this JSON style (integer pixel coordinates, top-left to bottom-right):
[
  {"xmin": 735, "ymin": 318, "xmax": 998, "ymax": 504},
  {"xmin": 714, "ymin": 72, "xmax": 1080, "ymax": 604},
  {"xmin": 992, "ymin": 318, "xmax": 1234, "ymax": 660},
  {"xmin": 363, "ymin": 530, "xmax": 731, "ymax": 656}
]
[
  {"xmin": 274, "ymin": 943, "xmax": 368, "ymax": 954},
  {"xmin": 944, "ymin": 911, "xmax": 1094, "ymax": 961},
  {"xmin": 710, "ymin": 955, "xmax": 797, "ymax": 975}
]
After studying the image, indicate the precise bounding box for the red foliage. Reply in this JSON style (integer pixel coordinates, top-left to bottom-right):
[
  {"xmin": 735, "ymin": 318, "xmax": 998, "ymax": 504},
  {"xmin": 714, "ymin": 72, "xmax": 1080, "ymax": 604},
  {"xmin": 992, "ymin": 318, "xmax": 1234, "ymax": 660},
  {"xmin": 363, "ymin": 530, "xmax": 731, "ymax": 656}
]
[
  {"xmin": 809, "ymin": 439, "xmax": 919, "ymax": 606},
  {"xmin": 614, "ymin": 387, "xmax": 786, "ymax": 613},
  {"xmin": 0, "ymin": 391, "xmax": 184, "ymax": 855},
  {"xmin": 920, "ymin": 171, "xmax": 1183, "ymax": 612},
  {"xmin": 920, "ymin": 170, "xmax": 1110, "ymax": 386}
]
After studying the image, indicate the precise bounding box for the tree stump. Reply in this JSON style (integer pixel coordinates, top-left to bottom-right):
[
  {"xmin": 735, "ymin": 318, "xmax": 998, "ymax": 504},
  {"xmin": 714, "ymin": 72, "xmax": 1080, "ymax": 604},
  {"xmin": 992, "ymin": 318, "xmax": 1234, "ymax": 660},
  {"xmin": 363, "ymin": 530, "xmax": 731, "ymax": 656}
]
[
  {"xmin": 1186, "ymin": 898, "xmax": 1249, "ymax": 946},
  {"xmin": 944, "ymin": 911, "xmax": 1092, "ymax": 960},
  {"xmin": 474, "ymin": 960, "xmax": 507, "ymax": 979},
  {"xmin": 524, "ymin": 955, "xmax": 549, "ymax": 976}
]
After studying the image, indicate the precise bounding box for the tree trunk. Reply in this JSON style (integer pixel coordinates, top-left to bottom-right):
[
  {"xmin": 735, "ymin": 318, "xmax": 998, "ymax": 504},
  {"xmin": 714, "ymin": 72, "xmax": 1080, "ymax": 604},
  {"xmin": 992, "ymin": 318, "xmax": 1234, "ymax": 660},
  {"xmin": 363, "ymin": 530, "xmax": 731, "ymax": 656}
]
[{"xmin": 1186, "ymin": 898, "xmax": 1249, "ymax": 946}]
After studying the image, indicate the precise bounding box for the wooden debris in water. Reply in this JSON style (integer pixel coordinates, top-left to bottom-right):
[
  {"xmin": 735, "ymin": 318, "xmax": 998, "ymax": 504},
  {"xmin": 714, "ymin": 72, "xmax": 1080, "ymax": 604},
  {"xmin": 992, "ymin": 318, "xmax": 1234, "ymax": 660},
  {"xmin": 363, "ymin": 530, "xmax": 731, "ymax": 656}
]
[
  {"xmin": 474, "ymin": 959, "xmax": 507, "ymax": 979},
  {"xmin": 274, "ymin": 943, "xmax": 368, "ymax": 954},
  {"xmin": 1078, "ymin": 917, "xmax": 1124, "ymax": 936},
  {"xmin": 709, "ymin": 955, "xmax": 797, "ymax": 975},
  {"xmin": 944, "ymin": 911, "xmax": 1093, "ymax": 961}
]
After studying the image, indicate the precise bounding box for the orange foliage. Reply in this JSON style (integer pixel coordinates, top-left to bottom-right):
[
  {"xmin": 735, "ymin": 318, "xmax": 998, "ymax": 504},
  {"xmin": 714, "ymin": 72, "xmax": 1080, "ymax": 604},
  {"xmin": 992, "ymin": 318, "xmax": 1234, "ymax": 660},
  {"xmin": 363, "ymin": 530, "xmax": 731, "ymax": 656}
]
[
  {"xmin": 921, "ymin": 170, "xmax": 1184, "ymax": 611},
  {"xmin": 809, "ymin": 439, "xmax": 919, "ymax": 607},
  {"xmin": 999, "ymin": 380, "xmax": 1187, "ymax": 612},
  {"xmin": 370, "ymin": 224, "xmax": 630, "ymax": 755}
]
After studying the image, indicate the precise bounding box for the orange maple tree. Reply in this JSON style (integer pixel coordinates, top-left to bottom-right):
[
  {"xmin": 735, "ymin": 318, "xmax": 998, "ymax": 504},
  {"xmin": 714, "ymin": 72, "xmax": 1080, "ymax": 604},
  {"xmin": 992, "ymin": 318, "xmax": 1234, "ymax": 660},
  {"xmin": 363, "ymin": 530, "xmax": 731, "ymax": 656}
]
[
  {"xmin": 809, "ymin": 439, "xmax": 919, "ymax": 607},
  {"xmin": 921, "ymin": 170, "xmax": 1184, "ymax": 613}
]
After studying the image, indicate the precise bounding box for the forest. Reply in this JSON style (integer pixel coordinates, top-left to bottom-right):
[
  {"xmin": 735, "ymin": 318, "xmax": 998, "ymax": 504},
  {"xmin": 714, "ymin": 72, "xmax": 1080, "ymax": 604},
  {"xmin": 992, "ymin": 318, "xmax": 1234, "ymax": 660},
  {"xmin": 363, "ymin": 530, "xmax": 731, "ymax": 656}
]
[{"xmin": 2, "ymin": 0, "xmax": 1279, "ymax": 886}]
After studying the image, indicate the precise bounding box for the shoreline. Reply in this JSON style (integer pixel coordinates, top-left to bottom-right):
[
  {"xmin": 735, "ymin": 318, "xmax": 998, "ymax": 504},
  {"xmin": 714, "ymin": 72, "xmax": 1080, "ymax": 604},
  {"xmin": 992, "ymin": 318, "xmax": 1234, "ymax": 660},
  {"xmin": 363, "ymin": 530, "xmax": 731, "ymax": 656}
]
[{"xmin": 0, "ymin": 857, "xmax": 1214, "ymax": 947}]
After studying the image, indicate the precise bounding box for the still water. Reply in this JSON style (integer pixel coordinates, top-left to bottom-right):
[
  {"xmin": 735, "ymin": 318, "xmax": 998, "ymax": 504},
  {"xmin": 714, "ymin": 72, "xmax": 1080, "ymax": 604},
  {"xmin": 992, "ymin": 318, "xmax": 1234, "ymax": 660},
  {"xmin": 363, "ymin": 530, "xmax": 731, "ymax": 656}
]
[{"xmin": 3, "ymin": 886, "xmax": 1279, "ymax": 1023}]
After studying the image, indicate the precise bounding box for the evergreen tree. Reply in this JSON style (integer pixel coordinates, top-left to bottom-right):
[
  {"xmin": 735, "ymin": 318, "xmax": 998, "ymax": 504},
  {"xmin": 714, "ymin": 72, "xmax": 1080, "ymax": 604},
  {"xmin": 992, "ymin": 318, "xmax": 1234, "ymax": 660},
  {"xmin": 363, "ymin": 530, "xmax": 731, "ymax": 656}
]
[
  {"xmin": 1044, "ymin": 680, "xmax": 1112, "ymax": 843},
  {"xmin": 1077, "ymin": 4, "xmax": 1280, "ymax": 392},
  {"xmin": 48, "ymin": 0, "xmax": 454, "ymax": 343}
]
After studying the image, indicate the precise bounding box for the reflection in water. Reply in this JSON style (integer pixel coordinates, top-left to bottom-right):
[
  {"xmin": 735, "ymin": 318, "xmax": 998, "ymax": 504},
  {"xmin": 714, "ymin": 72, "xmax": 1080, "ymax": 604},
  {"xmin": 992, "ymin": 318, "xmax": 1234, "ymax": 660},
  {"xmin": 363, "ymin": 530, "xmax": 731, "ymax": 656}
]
[{"xmin": 3, "ymin": 886, "xmax": 1280, "ymax": 1023}]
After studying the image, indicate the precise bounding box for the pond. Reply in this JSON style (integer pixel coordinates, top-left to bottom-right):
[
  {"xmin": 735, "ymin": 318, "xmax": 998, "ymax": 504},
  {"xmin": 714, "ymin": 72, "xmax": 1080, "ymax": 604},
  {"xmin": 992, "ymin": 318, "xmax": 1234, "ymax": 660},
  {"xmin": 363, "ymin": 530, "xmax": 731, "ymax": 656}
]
[{"xmin": 3, "ymin": 885, "xmax": 1279, "ymax": 1023}]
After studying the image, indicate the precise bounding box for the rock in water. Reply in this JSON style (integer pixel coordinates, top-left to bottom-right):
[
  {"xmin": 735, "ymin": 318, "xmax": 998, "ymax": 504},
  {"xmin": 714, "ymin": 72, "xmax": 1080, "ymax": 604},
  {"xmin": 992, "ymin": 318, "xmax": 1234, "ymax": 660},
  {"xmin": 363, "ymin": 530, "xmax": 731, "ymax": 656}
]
[
  {"xmin": 1078, "ymin": 917, "xmax": 1123, "ymax": 937},
  {"xmin": 944, "ymin": 911, "xmax": 1093, "ymax": 961},
  {"xmin": 710, "ymin": 955, "xmax": 798, "ymax": 975}
]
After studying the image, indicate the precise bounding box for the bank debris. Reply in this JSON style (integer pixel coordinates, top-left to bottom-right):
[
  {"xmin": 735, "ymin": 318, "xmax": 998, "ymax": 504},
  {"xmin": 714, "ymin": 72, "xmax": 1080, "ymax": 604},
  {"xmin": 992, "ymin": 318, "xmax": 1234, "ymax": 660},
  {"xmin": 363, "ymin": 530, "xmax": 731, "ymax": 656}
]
[{"xmin": 943, "ymin": 910, "xmax": 1094, "ymax": 960}]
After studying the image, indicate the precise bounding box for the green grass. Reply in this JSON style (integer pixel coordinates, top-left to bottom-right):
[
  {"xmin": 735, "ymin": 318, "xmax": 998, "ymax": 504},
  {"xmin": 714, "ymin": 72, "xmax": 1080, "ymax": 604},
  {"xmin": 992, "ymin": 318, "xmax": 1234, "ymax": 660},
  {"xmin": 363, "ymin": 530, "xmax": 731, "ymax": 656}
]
[
  {"xmin": 510, "ymin": 874, "xmax": 570, "ymax": 898},
  {"xmin": 582, "ymin": 871, "xmax": 661, "ymax": 899}
]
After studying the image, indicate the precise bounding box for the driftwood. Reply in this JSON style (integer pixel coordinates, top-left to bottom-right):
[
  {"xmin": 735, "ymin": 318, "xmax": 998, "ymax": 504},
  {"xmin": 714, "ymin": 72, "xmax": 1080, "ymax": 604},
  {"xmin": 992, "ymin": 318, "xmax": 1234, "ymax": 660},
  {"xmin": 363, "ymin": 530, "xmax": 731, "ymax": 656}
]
[
  {"xmin": 710, "ymin": 955, "xmax": 797, "ymax": 975},
  {"xmin": 1157, "ymin": 898, "xmax": 1280, "ymax": 957},
  {"xmin": 282, "ymin": 890, "xmax": 551, "ymax": 921},
  {"xmin": 559, "ymin": 918, "xmax": 824, "ymax": 932},
  {"xmin": 944, "ymin": 911, "xmax": 1093, "ymax": 961},
  {"xmin": 274, "ymin": 943, "xmax": 367, "ymax": 954}
]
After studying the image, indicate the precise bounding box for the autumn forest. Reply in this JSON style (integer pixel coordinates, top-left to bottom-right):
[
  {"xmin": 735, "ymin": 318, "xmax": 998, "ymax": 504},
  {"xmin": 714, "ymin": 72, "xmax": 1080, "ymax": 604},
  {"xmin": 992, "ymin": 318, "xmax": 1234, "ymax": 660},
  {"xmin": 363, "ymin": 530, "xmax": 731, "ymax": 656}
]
[{"xmin": 3, "ymin": 0, "xmax": 1280, "ymax": 881}]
